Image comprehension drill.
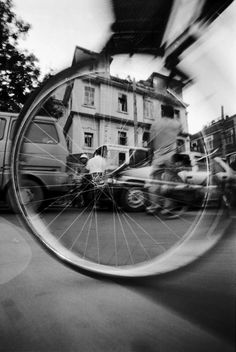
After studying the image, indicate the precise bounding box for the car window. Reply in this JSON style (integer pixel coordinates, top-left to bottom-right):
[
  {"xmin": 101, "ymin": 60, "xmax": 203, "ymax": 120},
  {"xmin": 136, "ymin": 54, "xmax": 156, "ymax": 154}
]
[
  {"xmin": 129, "ymin": 149, "xmax": 149, "ymax": 167},
  {"xmin": 173, "ymin": 154, "xmax": 191, "ymax": 167},
  {"xmin": 210, "ymin": 159, "xmax": 225, "ymax": 174},
  {"xmin": 10, "ymin": 121, "xmax": 59, "ymax": 144},
  {"xmin": 118, "ymin": 152, "xmax": 126, "ymax": 165},
  {"xmin": 95, "ymin": 146, "xmax": 107, "ymax": 157},
  {"xmin": 0, "ymin": 118, "xmax": 6, "ymax": 140},
  {"xmin": 25, "ymin": 122, "xmax": 59, "ymax": 144},
  {"xmin": 229, "ymin": 155, "xmax": 236, "ymax": 171},
  {"xmin": 101, "ymin": 146, "xmax": 107, "ymax": 158},
  {"xmin": 195, "ymin": 156, "xmax": 208, "ymax": 171},
  {"xmin": 230, "ymin": 161, "xmax": 236, "ymax": 171}
]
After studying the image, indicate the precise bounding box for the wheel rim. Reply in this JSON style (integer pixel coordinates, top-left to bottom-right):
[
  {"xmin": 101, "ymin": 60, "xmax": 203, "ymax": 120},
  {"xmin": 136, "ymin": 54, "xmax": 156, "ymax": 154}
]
[
  {"xmin": 10, "ymin": 61, "xmax": 229, "ymax": 278},
  {"xmin": 127, "ymin": 189, "xmax": 145, "ymax": 209}
]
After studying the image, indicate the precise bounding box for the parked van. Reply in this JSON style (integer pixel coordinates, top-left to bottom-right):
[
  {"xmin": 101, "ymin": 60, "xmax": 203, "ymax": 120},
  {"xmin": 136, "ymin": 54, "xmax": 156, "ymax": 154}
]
[
  {"xmin": 94, "ymin": 144, "xmax": 150, "ymax": 170},
  {"xmin": 0, "ymin": 112, "xmax": 69, "ymax": 211}
]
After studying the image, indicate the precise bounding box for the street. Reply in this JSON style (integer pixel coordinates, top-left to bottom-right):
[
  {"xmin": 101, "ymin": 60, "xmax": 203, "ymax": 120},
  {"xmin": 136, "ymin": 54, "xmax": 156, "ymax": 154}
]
[{"xmin": 0, "ymin": 206, "xmax": 235, "ymax": 352}]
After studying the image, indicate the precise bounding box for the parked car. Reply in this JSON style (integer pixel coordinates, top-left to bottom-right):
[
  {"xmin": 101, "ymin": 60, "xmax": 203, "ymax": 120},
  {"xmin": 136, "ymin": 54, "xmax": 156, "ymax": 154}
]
[
  {"xmin": 93, "ymin": 144, "xmax": 150, "ymax": 170},
  {"xmin": 0, "ymin": 112, "xmax": 70, "ymax": 211},
  {"xmin": 100, "ymin": 152, "xmax": 236, "ymax": 211}
]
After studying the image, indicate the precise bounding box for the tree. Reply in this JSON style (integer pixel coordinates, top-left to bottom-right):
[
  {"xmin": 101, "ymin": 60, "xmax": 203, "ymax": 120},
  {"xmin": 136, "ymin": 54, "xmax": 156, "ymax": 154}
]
[{"xmin": 0, "ymin": 0, "xmax": 41, "ymax": 112}]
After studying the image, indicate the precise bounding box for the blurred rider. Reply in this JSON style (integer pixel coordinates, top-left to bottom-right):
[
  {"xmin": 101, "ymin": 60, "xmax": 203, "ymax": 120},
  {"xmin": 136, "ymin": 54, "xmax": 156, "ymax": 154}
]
[{"xmin": 146, "ymin": 116, "xmax": 182, "ymax": 215}]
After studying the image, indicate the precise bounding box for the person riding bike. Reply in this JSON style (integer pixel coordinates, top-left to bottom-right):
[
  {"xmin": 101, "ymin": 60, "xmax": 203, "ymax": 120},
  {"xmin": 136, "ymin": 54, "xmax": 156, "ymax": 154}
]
[{"xmin": 146, "ymin": 116, "xmax": 183, "ymax": 216}]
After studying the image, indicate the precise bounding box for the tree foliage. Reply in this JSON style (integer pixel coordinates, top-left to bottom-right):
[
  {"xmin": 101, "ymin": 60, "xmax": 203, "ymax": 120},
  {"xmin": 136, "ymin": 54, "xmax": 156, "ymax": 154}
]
[{"xmin": 0, "ymin": 0, "xmax": 41, "ymax": 112}]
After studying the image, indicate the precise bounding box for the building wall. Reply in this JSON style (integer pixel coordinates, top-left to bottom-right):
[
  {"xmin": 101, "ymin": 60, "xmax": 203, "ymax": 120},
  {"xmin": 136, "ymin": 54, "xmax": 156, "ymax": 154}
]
[
  {"xmin": 66, "ymin": 73, "xmax": 189, "ymax": 155},
  {"xmin": 190, "ymin": 115, "xmax": 236, "ymax": 166},
  {"xmin": 100, "ymin": 82, "xmax": 135, "ymax": 122}
]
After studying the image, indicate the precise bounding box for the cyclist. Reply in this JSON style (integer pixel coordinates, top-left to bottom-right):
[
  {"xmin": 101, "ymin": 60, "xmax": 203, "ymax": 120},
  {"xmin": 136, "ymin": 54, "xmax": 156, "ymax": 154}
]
[{"xmin": 146, "ymin": 116, "xmax": 182, "ymax": 215}]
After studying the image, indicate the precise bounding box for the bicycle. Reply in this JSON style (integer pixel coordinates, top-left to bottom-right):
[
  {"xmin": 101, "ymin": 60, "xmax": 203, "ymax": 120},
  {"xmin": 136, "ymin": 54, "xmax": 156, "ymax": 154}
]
[
  {"xmin": 9, "ymin": 56, "xmax": 231, "ymax": 278},
  {"xmin": 145, "ymin": 157, "xmax": 205, "ymax": 219}
]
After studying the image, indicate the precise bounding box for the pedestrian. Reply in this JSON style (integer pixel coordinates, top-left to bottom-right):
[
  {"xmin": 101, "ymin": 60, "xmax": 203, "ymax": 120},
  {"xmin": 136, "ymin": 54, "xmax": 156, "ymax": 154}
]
[
  {"xmin": 71, "ymin": 154, "xmax": 89, "ymax": 207},
  {"xmin": 85, "ymin": 147, "xmax": 108, "ymax": 209},
  {"xmin": 146, "ymin": 116, "xmax": 182, "ymax": 215},
  {"xmin": 86, "ymin": 147, "xmax": 107, "ymax": 178},
  {"xmin": 78, "ymin": 153, "xmax": 89, "ymax": 174}
]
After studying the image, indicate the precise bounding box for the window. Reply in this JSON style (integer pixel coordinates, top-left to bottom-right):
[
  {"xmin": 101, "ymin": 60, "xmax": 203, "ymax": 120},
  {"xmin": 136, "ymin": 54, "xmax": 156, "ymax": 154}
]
[
  {"xmin": 196, "ymin": 158, "xmax": 207, "ymax": 171},
  {"xmin": 26, "ymin": 122, "xmax": 59, "ymax": 144},
  {"xmin": 118, "ymin": 152, "xmax": 126, "ymax": 165},
  {"xmin": 210, "ymin": 159, "xmax": 225, "ymax": 173},
  {"xmin": 118, "ymin": 93, "xmax": 128, "ymax": 112},
  {"xmin": 10, "ymin": 121, "xmax": 59, "ymax": 144},
  {"xmin": 174, "ymin": 109, "xmax": 180, "ymax": 119},
  {"xmin": 205, "ymin": 135, "xmax": 213, "ymax": 150},
  {"xmin": 84, "ymin": 86, "xmax": 95, "ymax": 106},
  {"xmin": 118, "ymin": 131, "xmax": 127, "ymax": 145},
  {"xmin": 225, "ymin": 128, "xmax": 234, "ymax": 145},
  {"xmin": 161, "ymin": 105, "xmax": 174, "ymax": 118},
  {"xmin": 107, "ymin": 149, "xmax": 119, "ymax": 166},
  {"xmin": 191, "ymin": 142, "xmax": 199, "ymax": 151},
  {"xmin": 84, "ymin": 132, "xmax": 93, "ymax": 148},
  {"xmin": 95, "ymin": 146, "xmax": 107, "ymax": 157},
  {"xmin": 0, "ymin": 118, "xmax": 6, "ymax": 140},
  {"xmin": 229, "ymin": 154, "xmax": 236, "ymax": 171},
  {"xmin": 144, "ymin": 99, "xmax": 154, "ymax": 119},
  {"xmin": 129, "ymin": 149, "xmax": 149, "ymax": 167},
  {"xmin": 177, "ymin": 138, "xmax": 185, "ymax": 152},
  {"xmin": 142, "ymin": 131, "xmax": 150, "ymax": 147}
]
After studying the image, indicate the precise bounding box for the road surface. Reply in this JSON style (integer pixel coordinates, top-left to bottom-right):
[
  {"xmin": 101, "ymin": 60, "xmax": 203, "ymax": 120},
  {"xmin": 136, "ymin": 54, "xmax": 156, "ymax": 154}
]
[{"xmin": 0, "ymin": 207, "xmax": 235, "ymax": 352}]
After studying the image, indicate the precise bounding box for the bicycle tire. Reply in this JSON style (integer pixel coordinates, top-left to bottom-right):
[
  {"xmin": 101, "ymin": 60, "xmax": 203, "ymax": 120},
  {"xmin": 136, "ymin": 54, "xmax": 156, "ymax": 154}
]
[{"xmin": 10, "ymin": 58, "xmax": 229, "ymax": 278}]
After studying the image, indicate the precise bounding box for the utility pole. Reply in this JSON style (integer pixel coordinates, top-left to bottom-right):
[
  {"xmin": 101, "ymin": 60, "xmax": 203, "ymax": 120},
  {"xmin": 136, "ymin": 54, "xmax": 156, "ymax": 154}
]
[
  {"xmin": 220, "ymin": 105, "xmax": 226, "ymax": 159},
  {"xmin": 133, "ymin": 78, "xmax": 138, "ymax": 146}
]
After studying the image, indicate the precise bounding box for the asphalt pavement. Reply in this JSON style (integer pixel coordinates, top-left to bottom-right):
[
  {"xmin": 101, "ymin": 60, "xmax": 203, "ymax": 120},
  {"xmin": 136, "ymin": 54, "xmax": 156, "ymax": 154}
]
[{"xmin": 0, "ymin": 207, "xmax": 235, "ymax": 352}]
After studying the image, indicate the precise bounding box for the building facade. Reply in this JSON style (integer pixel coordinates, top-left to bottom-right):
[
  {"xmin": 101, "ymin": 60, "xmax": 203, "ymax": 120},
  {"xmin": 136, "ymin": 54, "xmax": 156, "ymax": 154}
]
[
  {"xmin": 190, "ymin": 114, "xmax": 236, "ymax": 170},
  {"xmin": 58, "ymin": 47, "xmax": 190, "ymax": 158}
]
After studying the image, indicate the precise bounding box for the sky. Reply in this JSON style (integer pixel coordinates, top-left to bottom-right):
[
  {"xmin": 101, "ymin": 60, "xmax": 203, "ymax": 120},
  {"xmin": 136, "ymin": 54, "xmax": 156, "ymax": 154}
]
[{"xmin": 13, "ymin": 0, "xmax": 236, "ymax": 134}]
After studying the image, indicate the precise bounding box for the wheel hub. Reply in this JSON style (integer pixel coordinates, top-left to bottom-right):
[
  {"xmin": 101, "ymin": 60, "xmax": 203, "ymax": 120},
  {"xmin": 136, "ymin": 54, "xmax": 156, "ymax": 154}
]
[
  {"xmin": 21, "ymin": 188, "xmax": 33, "ymax": 204},
  {"xmin": 127, "ymin": 189, "xmax": 144, "ymax": 208}
]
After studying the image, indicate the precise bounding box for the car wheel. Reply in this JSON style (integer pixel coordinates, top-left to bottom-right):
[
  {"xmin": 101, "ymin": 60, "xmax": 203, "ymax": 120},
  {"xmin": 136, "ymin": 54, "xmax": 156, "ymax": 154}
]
[
  {"xmin": 7, "ymin": 179, "xmax": 44, "ymax": 213},
  {"xmin": 120, "ymin": 187, "xmax": 146, "ymax": 212}
]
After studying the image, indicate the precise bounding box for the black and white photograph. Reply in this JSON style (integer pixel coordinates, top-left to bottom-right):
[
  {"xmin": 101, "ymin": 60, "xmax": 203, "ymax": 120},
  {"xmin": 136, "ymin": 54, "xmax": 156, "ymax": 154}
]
[{"xmin": 0, "ymin": 1, "xmax": 235, "ymax": 351}]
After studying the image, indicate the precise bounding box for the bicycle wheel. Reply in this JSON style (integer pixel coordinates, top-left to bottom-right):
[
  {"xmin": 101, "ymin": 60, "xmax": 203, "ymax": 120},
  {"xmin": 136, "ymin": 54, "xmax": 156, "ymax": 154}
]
[{"xmin": 10, "ymin": 58, "xmax": 229, "ymax": 278}]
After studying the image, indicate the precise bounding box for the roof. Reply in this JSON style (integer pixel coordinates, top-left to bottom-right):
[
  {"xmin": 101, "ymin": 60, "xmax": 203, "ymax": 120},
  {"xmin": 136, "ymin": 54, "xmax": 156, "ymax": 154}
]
[{"xmin": 80, "ymin": 72, "xmax": 186, "ymax": 107}]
